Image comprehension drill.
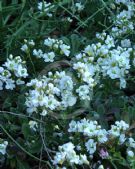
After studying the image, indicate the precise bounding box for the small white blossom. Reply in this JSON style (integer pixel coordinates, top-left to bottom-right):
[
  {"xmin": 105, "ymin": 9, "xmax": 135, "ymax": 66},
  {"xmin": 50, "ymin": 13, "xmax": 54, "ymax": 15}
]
[
  {"xmin": 43, "ymin": 52, "xmax": 55, "ymax": 62},
  {"xmin": 29, "ymin": 121, "xmax": 38, "ymax": 131},
  {"xmin": 127, "ymin": 150, "xmax": 134, "ymax": 157},
  {"xmin": 128, "ymin": 138, "xmax": 135, "ymax": 148},
  {"xmin": 121, "ymin": 39, "xmax": 131, "ymax": 48},
  {"xmin": 38, "ymin": 1, "xmax": 54, "ymax": 17},
  {"xmin": 21, "ymin": 44, "xmax": 28, "ymax": 52},
  {"xmin": 76, "ymin": 85, "xmax": 91, "ymax": 100},
  {"xmin": 67, "ymin": 17, "xmax": 73, "ymax": 23},
  {"xmin": 75, "ymin": 3, "xmax": 84, "ymax": 12},
  {"xmin": 60, "ymin": 44, "xmax": 70, "ymax": 57},
  {"xmin": 85, "ymin": 139, "xmax": 97, "ymax": 155},
  {"xmin": 98, "ymin": 165, "xmax": 104, "ymax": 169},
  {"xmin": 0, "ymin": 141, "xmax": 8, "ymax": 155}
]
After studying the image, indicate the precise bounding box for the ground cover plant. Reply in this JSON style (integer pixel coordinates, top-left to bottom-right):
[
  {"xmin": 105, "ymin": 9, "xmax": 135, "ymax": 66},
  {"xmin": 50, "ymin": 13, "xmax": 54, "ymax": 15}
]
[{"xmin": 0, "ymin": 0, "xmax": 135, "ymax": 168}]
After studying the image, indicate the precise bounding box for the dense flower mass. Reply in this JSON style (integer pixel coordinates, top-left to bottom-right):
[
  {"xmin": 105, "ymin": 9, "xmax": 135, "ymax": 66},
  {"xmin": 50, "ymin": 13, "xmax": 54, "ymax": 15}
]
[
  {"xmin": 0, "ymin": 54, "xmax": 28, "ymax": 90},
  {"xmin": 25, "ymin": 71, "xmax": 76, "ymax": 115},
  {"xmin": 73, "ymin": 33, "xmax": 133, "ymax": 89},
  {"xmin": 54, "ymin": 119, "xmax": 135, "ymax": 168}
]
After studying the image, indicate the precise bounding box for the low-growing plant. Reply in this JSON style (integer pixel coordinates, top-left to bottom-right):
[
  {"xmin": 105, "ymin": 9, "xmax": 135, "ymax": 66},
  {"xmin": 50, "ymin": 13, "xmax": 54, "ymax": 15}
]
[{"xmin": 0, "ymin": 0, "xmax": 135, "ymax": 169}]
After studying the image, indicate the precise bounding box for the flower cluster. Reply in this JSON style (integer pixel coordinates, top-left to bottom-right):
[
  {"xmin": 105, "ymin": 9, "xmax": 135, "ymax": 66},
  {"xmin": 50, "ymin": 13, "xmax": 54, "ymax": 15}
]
[
  {"xmin": 25, "ymin": 71, "xmax": 76, "ymax": 116},
  {"xmin": 21, "ymin": 39, "xmax": 35, "ymax": 53},
  {"xmin": 33, "ymin": 49, "xmax": 55, "ymax": 63},
  {"xmin": 111, "ymin": 0, "xmax": 135, "ymax": 37},
  {"xmin": 44, "ymin": 38, "xmax": 70, "ymax": 57},
  {"xmin": 53, "ymin": 119, "xmax": 135, "ymax": 168},
  {"xmin": 21, "ymin": 37, "xmax": 71, "ymax": 63},
  {"xmin": 75, "ymin": 2, "xmax": 84, "ymax": 12},
  {"xmin": 32, "ymin": 38, "xmax": 71, "ymax": 63},
  {"xmin": 98, "ymin": 46, "xmax": 132, "ymax": 88},
  {"xmin": 127, "ymin": 138, "xmax": 135, "ymax": 157},
  {"xmin": 53, "ymin": 142, "xmax": 89, "ymax": 167},
  {"xmin": 38, "ymin": 1, "xmax": 54, "ymax": 17},
  {"xmin": 109, "ymin": 120, "xmax": 129, "ymax": 137},
  {"xmin": 0, "ymin": 54, "xmax": 28, "ymax": 90},
  {"xmin": 73, "ymin": 32, "xmax": 133, "ymax": 89},
  {"xmin": 71, "ymin": 0, "xmax": 135, "ymax": 92}
]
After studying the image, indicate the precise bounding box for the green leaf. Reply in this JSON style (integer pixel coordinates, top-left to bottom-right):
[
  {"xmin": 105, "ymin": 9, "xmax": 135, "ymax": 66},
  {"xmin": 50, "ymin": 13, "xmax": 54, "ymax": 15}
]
[
  {"xmin": 17, "ymin": 158, "xmax": 30, "ymax": 169},
  {"xmin": 22, "ymin": 123, "xmax": 31, "ymax": 139},
  {"xmin": 3, "ymin": 97, "xmax": 12, "ymax": 109},
  {"xmin": 70, "ymin": 34, "xmax": 81, "ymax": 56}
]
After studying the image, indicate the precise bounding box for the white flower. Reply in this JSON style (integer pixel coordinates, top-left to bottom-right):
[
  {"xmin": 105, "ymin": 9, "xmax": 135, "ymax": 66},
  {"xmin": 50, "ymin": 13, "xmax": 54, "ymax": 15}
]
[
  {"xmin": 98, "ymin": 165, "xmax": 104, "ymax": 169},
  {"xmin": 5, "ymin": 79, "xmax": 15, "ymax": 90},
  {"xmin": 75, "ymin": 3, "xmax": 84, "ymax": 12},
  {"xmin": 106, "ymin": 67, "xmax": 121, "ymax": 79},
  {"xmin": 73, "ymin": 62, "xmax": 95, "ymax": 87},
  {"xmin": 68, "ymin": 120, "xmax": 77, "ymax": 132},
  {"xmin": 120, "ymin": 78, "xmax": 126, "ymax": 89},
  {"xmin": 40, "ymin": 109, "xmax": 47, "ymax": 116},
  {"xmin": 44, "ymin": 38, "xmax": 55, "ymax": 47},
  {"xmin": 59, "ymin": 142, "xmax": 75, "ymax": 152},
  {"xmin": 119, "ymin": 134, "xmax": 126, "ymax": 144},
  {"xmin": 16, "ymin": 79, "xmax": 25, "ymax": 85},
  {"xmin": 43, "ymin": 52, "xmax": 55, "ymax": 62},
  {"xmin": 97, "ymin": 129, "xmax": 108, "ymax": 143},
  {"xmin": 29, "ymin": 121, "xmax": 38, "ymax": 131},
  {"xmin": 109, "ymin": 120, "xmax": 129, "ymax": 137},
  {"xmin": 16, "ymin": 65, "xmax": 28, "ymax": 78},
  {"xmin": 75, "ymin": 53, "xmax": 83, "ymax": 60},
  {"xmin": 59, "ymin": 75, "xmax": 73, "ymax": 91},
  {"xmin": 60, "ymin": 44, "xmax": 70, "ymax": 56},
  {"xmin": 85, "ymin": 139, "xmax": 97, "ymax": 155},
  {"xmin": 61, "ymin": 92, "xmax": 77, "ymax": 107},
  {"xmin": 53, "ymin": 152, "xmax": 66, "ymax": 165},
  {"xmin": 127, "ymin": 150, "xmax": 134, "ymax": 157},
  {"xmin": 121, "ymin": 39, "xmax": 131, "ymax": 48},
  {"xmin": 76, "ymin": 145, "xmax": 81, "ymax": 151},
  {"xmin": 76, "ymin": 85, "xmax": 90, "ymax": 100},
  {"xmin": 105, "ymin": 35, "xmax": 115, "ymax": 48},
  {"xmin": 115, "ymin": 120, "xmax": 129, "ymax": 130},
  {"xmin": 84, "ymin": 45, "xmax": 95, "ymax": 56},
  {"xmin": 21, "ymin": 44, "xmax": 28, "ymax": 52},
  {"xmin": 67, "ymin": 17, "xmax": 73, "ymax": 23},
  {"xmin": 109, "ymin": 126, "xmax": 119, "ymax": 137},
  {"xmin": 0, "ymin": 141, "xmax": 8, "ymax": 155},
  {"xmin": 38, "ymin": 1, "xmax": 54, "ymax": 17},
  {"xmin": 128, "ymin": 138, "xmax": 135, "ymax": 148},
  {"xmin": 28, "ymin": 40, "xmax": 35, "ymax": 46},
  {"xmin": 79, "ymin": 154, "xmax": 89, "ymax": 165},
  {"xmin": 69, "ymin": 154, "xmax": 80, "ymax": 164},
  {"xmin": 33, "ymin": 49, "xmax": 43, "ymax": 58}
]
